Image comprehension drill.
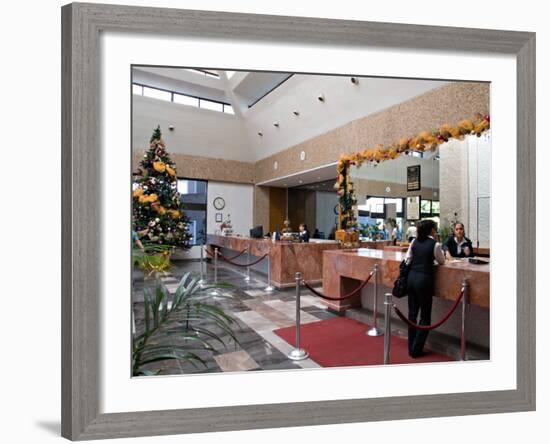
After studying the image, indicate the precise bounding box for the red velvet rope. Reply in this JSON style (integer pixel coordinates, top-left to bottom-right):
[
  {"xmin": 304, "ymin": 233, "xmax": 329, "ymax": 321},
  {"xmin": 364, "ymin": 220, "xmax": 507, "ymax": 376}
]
[
  {"xmin": 393, "ymin": 287, "xmax": 465, "ymax": 331},
  {"xmin": 221, "ymin": 253, "xmax": 268, "ymax": 267},
  {"xmin": 205, "ymin": 246, "xmax": 246, "ymax": 259},
  {"xmin": 302, "ymin": 271, "xmax": 374, "ymax": 301},
  {"xmin": 204, "ymin": 246, "xmax": 268, "ymax": 267}
]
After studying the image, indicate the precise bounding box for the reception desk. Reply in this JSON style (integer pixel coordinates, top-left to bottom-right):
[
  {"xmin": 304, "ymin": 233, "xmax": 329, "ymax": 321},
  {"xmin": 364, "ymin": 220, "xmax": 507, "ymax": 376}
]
[
  {"xmin": 207, "ymin": 235, "xmax": 396, "ymax": 288},
  {"xmin": 207, "ymin": 234, "xmax": 341, "ymax": 288},
  {"xmin": 322, "ymin": 248, "xmax": 490, "ymax": 312}
]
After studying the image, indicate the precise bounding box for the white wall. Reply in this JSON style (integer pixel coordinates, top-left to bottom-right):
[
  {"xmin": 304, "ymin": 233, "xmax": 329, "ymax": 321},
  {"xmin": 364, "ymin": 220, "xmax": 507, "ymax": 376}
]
[
  {"xmin": 132, "ymin": 95, "xmax": 251, "ymax": 161},
  {"xmin": 206, "ymin": 181, "xmax": 254, "ymax": 236}
]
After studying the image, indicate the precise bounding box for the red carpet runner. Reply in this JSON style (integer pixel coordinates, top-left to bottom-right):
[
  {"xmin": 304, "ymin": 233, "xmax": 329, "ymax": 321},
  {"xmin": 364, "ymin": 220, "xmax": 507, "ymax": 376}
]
[{"xmin": 274, "ymin": 317, "xmax": 454, "ymax": 366}]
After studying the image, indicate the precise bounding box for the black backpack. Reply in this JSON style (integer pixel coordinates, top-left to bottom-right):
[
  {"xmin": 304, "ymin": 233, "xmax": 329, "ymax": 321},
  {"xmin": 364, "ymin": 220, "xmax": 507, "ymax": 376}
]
[{"xmin": 392, "ymin": 260, "xmax": 410, "ymax": 298}]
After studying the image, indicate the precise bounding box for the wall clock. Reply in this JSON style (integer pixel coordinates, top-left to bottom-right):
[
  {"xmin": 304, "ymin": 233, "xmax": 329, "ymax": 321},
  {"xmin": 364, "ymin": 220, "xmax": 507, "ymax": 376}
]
[{"xmin": 213, "ymin": 196, "xmax": 225, "ymax": 210}]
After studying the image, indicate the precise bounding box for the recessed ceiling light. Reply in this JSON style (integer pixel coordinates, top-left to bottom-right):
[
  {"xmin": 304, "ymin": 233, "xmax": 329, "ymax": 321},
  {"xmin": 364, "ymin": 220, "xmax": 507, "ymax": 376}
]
[
  {"xmin": 293, "ymin": 110, "xmax": 300, "ymax": 116},
  {"xmin": 257, "ymin": 131, "xmax": 263, "ymax": 137},
  {"xmin": 299, "ymin": 180, "xmax": 303, "ymax": 184},
  {"xmin": 273, "ymin": 121, "xmax": 279, "ymax": 128}
]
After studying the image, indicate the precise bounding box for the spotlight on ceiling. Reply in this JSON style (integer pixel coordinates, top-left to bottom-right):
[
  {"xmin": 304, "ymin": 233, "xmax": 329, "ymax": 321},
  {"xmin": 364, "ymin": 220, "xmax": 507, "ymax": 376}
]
[
  {"xmin": 317, "ymin": 94, "xmax": 325, "ymax": 102},
  {"xmin": 293, "ymin": 109, "xmax": 300, "ymax": 116},
  {"xmin": 273, "ymin": 121, "xmax": 279, "ymax": 128},
  {"xmin": 257, "ymin": 131, "xmax": 263, "ymax": 137},
  {"xmin": 350, "ymin": 77, "xmax": 359, "ymax": 85}
]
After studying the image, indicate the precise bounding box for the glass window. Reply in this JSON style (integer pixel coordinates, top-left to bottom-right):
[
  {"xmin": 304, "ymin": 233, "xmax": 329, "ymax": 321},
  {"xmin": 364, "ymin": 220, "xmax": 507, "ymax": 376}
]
[
  {"xmin": 143, "ymin": 86, "xmax": 171, "ymax": 102},
  {"xmin": 223, "ymin": 104, "xmax": 235, "ymax": 114},
  {"xmin": 366, "ymin": 197, "xmax": 384, "ymax": 214},
  {"xmin": 173, "ymin": 93, "xmax": 199, "ymax": 107},
  {"xmin": 178, "ymin": 179, "xmax": 207, "ymax": 246},
  {"xmin": 421, "ymin": 199, "xmax": 432, "ymax": 214},
  {"xmin": 132, "ymin": 84, "xmax": 143, "ymax": 95},
  {"xmin": 384, "ymin": 198, "xmax": 403, "ymax": 213},
  {"xmin": 183, "ymin": 68, "xmax": 220, "ymax": 78},
  {"xmin": 199, "ymin": 100, "xmax": 224, "ymax": 112},
  {"xmin": 431, "ymin": 201, "xmax": 440, "ymax": 215}
]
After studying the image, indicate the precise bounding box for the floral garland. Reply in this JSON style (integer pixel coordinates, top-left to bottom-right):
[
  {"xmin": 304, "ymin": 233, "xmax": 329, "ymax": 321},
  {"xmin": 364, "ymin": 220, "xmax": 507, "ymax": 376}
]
[{"xmin": 334, "ymin": 113, "xmax": 490, "ymax": 229}]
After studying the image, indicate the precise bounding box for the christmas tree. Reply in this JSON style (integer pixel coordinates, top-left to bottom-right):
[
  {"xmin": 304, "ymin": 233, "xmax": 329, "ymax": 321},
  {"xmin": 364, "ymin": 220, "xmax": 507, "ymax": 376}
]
[{"xmin": 132, "ymin": 126, "xmax": 192, "ymax": 248}]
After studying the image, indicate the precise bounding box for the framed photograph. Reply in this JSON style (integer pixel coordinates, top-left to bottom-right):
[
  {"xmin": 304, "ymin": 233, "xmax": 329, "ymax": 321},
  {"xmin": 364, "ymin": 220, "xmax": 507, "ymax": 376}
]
[
  {"xmin": 407, "ymin": 164, "xmax": 421, "ymax": 191},
  {"xmin": 62, "ymin": 3, "xmax": 535, "ymax": 441}
]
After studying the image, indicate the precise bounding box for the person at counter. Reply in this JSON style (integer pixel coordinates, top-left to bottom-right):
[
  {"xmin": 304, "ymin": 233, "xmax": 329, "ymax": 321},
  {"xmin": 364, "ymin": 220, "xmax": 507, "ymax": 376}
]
[
  {"xmin": 442, "ymin": 222, "xmax": 474, "ymax": 258},
  {"xmin": 406, "ymin": 222, "xmax": 417, "ymax": 242},
  {"xmin": 405, "ymin": 219, "xmax": 446, "ymax": 358},
  {"xmin": 298, "ymin": 223, "xmax": 310, "ymax": 243}
]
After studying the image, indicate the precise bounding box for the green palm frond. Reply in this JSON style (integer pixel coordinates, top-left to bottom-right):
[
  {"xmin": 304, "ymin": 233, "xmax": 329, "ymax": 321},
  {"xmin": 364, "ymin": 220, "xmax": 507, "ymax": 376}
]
[{"xmin": 132, "ymin": 272, "xmax": 237, "ymax": 376}]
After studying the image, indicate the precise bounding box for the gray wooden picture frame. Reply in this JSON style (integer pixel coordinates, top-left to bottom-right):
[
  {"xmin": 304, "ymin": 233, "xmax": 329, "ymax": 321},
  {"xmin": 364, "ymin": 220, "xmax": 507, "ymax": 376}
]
[{"xmin": 61, "ymin": 2, "xmax": 535, "ymax": 440}]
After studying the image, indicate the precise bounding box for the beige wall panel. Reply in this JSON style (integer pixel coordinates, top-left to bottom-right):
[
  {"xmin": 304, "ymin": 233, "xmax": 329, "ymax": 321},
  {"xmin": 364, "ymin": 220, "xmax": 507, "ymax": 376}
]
[
  {"xmin": 133, "ymin": 151, "xmax": 255, "ymax": 184},
  {"xmin": 253, "ymin": 186, "xmax": 270, "ymax": 230},
  {"xmin": 254, "ymin": 82, "xmax": 489, "ymax": 184}
]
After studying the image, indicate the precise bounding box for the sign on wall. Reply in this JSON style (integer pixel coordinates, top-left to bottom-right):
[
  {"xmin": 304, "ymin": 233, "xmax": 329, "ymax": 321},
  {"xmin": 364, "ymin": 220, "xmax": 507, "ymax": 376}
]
[
  {"xmin": 407, "ymin": 165, "xmax": 421, "ymax": 191},
  {"xmin": 406, "ymin": 196, "xmax": 420, "ymax": 220}
]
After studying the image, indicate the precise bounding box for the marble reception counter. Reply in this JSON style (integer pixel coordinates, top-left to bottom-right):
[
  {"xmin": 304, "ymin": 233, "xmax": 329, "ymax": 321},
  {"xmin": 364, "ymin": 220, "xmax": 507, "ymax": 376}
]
[
  {"xmin": 322, "ymin": 248, "xmax": 490, "ymax": 313},
  {"xmin": 207, "ymin": 234, "xmax": 341, "ymax": 288}
]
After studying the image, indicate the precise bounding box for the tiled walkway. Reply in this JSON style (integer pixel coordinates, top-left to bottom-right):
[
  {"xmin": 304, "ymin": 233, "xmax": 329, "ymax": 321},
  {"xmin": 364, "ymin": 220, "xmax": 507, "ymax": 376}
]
[{"xmin": 132, "ymin": 259, "xmax": 340, "ymax": 376}]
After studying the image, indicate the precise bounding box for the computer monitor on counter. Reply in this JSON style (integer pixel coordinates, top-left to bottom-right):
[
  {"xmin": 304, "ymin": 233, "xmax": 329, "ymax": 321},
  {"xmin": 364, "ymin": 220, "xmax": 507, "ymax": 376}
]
[{"xmin": 250, "ymin": 226, "xmax": 263, "ymax": 238}]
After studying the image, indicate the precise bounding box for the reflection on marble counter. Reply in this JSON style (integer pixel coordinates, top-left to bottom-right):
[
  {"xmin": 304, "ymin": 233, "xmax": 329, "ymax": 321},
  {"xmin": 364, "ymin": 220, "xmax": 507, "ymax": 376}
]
[{"xmin": 322, "ymin": 248, "xmax": 490, "ymax": 312}]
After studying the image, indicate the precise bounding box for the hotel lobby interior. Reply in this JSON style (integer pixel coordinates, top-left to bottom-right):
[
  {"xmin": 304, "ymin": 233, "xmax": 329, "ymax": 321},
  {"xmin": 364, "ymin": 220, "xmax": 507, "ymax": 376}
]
[{"xmin": 131, "ymin": 67, "xmax": 491, "ymax": 376}]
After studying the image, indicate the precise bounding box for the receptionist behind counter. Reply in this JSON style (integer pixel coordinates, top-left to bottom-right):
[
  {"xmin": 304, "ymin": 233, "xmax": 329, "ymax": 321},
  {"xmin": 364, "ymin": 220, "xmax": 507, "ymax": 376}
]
[
  {"xmin": 443, "ymin": 222, "xmax": 475, "ymax": 258},
  {"xmin": 298, "ymin": 223, "xmax": 310, "ymax": 243}
]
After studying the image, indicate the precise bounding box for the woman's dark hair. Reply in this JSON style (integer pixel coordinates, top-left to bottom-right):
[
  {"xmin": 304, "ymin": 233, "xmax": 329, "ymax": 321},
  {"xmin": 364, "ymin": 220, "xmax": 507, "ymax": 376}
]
[
  {"xmin": 453, "ymin": 222, "xmax": 465, "ymax": 230},
  {"xmin": 416, "ymin": 219, "xmax": 438, "ymax": 240},
  {"xmin": 300, "ymin": 223, "xmax": 307, "ymax": 230}
]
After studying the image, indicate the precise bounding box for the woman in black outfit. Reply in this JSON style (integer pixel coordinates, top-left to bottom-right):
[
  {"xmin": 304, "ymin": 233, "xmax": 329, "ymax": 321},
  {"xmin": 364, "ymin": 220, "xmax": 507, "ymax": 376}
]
[
  {"xmin": 298, "ymin": 223, "xmax": 310, "ymax": 243},
  {"xmin": 405, "ymin": 219, "xmax": 445, "ymax": 357},
  {"xmin": 442, "ymin": 222, "xmax": 475, "ymax": 258}
]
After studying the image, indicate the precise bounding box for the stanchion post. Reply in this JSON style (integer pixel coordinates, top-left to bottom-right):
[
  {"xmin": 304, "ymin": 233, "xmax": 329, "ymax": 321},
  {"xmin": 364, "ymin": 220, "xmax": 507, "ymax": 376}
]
[
  {"xmin": 383, "ymin": 293, "xmax": 393, "ymax": 364},
  {"xmin": 460, "ymin": 278, "xmax": 469, "ymax": 361},
  {"xmin": 264, "ymin": 253, "xmax": 274, "ymax": 292},
  {"xmin": 244, "ymin": 246, "xmax": 251, "ymax": 282},
  {"xmin": 199, "ymin": 244, "xmax": 205, "ymax": 287},
  {"xmin": 209, "ymin": 247, "xmax": 221, "ymax": 297},
  {"xmin": 367, "ymin": 264, "xmax": 383, "ymax": 336},
  {"xmin": 288, "ymin": 272, "xmax": 309, "ymax": 361}
]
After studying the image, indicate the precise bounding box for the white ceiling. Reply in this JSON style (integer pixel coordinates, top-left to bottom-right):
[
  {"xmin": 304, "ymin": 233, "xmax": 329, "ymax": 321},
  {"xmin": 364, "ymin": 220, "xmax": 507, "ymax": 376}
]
[{"xmin": 256, "ymin": 162, "xmax": 337, "ymax": 188}]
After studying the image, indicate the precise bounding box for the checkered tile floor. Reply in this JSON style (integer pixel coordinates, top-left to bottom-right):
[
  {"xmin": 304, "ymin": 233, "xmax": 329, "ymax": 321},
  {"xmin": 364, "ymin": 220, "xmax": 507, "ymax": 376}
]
[{"xmin": 132, "ymin": 260, "xmax": 340, "ymax": 376}]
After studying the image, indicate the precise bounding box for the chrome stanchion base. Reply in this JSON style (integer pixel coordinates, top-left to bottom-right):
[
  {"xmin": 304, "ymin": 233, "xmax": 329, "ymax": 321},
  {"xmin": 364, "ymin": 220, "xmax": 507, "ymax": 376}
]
[
  {"xmin": 366, "ymin": 326, "xmax": 383, "ymax": 336},
  {"xmin": 287, "ymin": 348, "xmax": 309, "ymax": 361},
  {"xmin": 244, "ymin": 275, "xmax": 251, "ymax": 282},
  {"xmin": 264, "ymin": 284, "xmax": 275, "ymax": 293}
]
